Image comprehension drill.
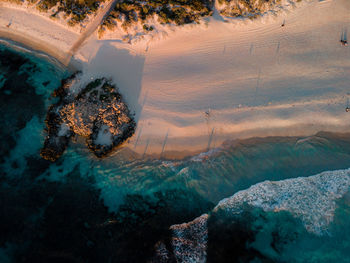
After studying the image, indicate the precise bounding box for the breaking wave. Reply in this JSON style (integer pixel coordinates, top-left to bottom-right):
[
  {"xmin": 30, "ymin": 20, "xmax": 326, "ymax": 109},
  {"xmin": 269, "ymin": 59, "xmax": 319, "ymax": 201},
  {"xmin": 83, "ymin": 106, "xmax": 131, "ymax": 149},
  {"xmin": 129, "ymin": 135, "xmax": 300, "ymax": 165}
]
[
  {"xmin": 161, "ymin": 168, "xmax": 350, "ymax": 262},
  {"xmin": 2, "ymin": 40, "xmax": 350, "ymax": 263}
]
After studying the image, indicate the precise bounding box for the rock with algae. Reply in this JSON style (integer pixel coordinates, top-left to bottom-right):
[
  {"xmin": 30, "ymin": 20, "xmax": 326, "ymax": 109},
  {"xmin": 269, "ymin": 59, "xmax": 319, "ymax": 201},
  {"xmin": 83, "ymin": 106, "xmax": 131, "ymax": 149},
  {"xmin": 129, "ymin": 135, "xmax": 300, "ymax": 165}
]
[
  {"xmin": 40, "ymin": 72, "xmax": 136, "ymax": 161},
  {"xmin": 154, "ymin": 169, "xmax": 350, "ymax": 262}
]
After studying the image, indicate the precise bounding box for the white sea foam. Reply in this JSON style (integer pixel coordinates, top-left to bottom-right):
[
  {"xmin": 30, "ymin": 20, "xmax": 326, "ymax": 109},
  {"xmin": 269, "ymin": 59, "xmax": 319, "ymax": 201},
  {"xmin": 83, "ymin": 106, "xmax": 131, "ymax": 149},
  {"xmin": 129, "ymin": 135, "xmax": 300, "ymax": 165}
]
[
  {"xmin": 161, "ymin": 168, "xmax": 350, "ymax": 262},
  {"xmin": 214, "ymin": 168, "xmax": 350, "ymax": 234},
  {"xmin": 190, "ymin": 148, "xmax": 221, "ymax": 162}
]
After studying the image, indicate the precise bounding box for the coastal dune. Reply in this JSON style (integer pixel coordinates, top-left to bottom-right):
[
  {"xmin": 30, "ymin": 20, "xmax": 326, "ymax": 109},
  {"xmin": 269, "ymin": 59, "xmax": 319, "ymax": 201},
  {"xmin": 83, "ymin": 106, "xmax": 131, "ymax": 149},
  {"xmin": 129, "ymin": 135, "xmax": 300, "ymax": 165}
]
[{"xmin": 1, "ymin": 0, "xmax": 350, "ymax": 158}]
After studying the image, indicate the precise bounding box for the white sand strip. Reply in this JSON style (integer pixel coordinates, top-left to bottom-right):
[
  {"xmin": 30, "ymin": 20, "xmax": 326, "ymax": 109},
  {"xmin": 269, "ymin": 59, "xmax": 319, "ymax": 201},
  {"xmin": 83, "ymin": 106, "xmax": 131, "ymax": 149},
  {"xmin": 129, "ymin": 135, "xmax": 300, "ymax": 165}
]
[
  {"xmin": 76, "ymin": 0, "xmax": 350, "ymax": 158},
  {"xmin": 1, "ymin": 0, "xmax": 350, "ymax": 158},
  {"xmin": 0, "ymin": 5, "xmax": 78, "ymax": 64}
]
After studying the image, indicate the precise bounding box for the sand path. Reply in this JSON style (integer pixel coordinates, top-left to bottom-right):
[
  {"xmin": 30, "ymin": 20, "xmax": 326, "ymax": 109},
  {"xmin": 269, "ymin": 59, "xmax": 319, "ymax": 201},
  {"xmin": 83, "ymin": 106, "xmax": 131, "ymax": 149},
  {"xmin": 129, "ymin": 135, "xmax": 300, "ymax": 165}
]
[{"xmin": 67, "ymin": 0, "xmax": 119, "ymax": 61}]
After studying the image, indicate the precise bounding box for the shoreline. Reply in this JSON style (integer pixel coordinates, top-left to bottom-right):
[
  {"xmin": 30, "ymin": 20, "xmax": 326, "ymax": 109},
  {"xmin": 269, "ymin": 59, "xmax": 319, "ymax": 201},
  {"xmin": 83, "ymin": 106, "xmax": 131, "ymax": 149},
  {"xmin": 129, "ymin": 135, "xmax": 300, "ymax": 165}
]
[
  {"xmin": 127, "ymin": 127, "xmax": 350, "ymax": 160},
  {"xmin": 0, "ymin": 33, "xmax": 72, "ymax": 71},
  {"xmin": 1, "ymin": 0, "xmax": 350, "ymax": 160},
  {"xmin": 0, "ymin": 4, "xmax": 79, "ymax": 66},
  {"xmin": 0, "ymin": 31, "xmax": 83, "ymax": 73}
]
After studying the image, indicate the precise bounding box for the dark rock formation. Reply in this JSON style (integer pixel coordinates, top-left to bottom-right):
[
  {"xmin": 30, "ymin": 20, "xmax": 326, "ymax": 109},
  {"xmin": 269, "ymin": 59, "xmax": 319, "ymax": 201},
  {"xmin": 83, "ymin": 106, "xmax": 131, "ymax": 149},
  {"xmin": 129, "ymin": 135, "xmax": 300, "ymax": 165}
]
[{"xmin": 41, "ymin": 73, "xmax": 136, "ymax": 161}]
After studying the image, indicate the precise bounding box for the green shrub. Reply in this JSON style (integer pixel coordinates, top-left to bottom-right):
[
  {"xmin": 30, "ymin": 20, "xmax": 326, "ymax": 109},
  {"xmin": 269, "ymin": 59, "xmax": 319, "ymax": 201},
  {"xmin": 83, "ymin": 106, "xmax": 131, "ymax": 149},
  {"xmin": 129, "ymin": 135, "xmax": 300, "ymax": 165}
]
[{"xmin": 105, "ymin": 0, "xmax": 213, "ymax": 30}]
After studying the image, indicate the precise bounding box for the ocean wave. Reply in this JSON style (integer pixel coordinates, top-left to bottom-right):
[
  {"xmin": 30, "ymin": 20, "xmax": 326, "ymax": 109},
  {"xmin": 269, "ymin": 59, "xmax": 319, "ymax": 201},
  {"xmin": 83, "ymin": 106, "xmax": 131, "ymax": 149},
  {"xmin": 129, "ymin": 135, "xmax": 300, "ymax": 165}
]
[
  {"xmin": 189, "ymin": 148, "xmax": 222, "ymax": 162},
  {"xmin": 158, "ymin": 168, "xmax": 350, "ymax": 262},
  {"xmin": 214, "ymin": 168, "xmax": 350, "ymax": 235}
]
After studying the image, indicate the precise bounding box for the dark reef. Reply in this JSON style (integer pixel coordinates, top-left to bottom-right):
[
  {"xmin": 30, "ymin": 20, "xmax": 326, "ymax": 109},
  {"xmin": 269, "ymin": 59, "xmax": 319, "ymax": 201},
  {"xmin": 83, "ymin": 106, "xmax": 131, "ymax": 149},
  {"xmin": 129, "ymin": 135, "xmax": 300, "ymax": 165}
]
[
  {"xmin": 2, "ymin": 40, "xmax": 350, "ymax": 263},
  {"xmin": 41, "ymin": 73, "xmax": 136, "ymax": 161},
  {"xmin": 1, "ymin": 167, "xmax": 213, "ymax": 263},
  {"xmin": 0, "ymin": 47, "xmax": 45, "ymax": 165}
]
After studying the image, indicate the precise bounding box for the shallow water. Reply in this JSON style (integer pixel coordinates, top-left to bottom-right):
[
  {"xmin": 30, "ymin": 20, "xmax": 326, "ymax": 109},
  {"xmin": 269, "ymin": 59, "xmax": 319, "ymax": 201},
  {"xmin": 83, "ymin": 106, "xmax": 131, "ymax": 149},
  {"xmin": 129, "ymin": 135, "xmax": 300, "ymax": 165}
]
[{"xmin": 0, "ymin": 41, "xmax": 350, "ymax": 262}]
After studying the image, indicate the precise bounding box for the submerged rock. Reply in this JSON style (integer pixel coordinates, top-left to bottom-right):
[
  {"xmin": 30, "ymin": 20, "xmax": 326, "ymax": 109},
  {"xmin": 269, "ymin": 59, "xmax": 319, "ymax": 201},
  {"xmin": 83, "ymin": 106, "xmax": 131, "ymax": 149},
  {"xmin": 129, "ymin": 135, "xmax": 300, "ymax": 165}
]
[
  {"xmin": 156, "ymin": 169, "xmax": 350, "ymax": 262},
  {"xmin": 41, "ymin": 73, "xmax": 136, "ymax": 161},
  {"xmin": 170, "ymin": 214, "xmax": 209, "ymax": 263}
]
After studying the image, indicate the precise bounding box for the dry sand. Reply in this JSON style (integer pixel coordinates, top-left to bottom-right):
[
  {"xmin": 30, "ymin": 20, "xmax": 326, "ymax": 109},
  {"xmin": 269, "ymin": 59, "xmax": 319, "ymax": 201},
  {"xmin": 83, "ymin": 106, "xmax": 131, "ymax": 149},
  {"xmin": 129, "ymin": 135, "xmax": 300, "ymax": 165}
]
[{"xmin": 1, "ymin": 0, "xmax": 350, "ymax": 158}]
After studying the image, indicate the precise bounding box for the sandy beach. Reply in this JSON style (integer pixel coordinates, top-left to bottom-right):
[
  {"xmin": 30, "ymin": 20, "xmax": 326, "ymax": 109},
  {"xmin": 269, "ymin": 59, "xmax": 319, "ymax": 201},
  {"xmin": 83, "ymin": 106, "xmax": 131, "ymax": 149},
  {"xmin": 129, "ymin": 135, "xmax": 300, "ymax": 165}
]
[
  {"xmin": 0, "ymin": 3, "xmax": 78, "ymax": 65},
  {"xmin": 1, "ymin": 0, "xmax": 350, "ymax": 158}
]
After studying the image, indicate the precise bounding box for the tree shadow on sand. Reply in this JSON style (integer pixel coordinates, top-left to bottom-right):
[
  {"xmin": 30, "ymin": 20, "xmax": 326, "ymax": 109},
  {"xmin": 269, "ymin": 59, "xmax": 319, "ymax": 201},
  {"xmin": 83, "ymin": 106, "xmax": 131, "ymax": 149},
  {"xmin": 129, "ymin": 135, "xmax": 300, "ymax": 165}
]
[{"xmin": 70, "ymin": 41, "xmax": 146, "ymax": 122}]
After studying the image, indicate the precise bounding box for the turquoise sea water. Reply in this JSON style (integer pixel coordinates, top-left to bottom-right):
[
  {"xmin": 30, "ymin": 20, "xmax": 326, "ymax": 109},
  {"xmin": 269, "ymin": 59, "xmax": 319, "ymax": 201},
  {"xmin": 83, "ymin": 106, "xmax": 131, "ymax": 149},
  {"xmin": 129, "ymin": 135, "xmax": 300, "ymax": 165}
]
[{"xmin": 1, "ymin": 41, "xmax": 350, "ymax": 262}]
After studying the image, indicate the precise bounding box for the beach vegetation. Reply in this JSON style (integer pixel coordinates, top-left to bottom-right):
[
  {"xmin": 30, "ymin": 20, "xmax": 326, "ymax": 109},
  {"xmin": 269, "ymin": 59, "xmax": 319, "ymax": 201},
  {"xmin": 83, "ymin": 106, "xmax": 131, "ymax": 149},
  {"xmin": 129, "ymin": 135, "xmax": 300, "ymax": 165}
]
[
  {"xmin": 100, "ymin": 0, "xmax": 213, "ymax": 34},
  {"xmin": 218, "ymin": 0, "xmax": 283, "ymax": 18},
  {"xmin": 143, "ymin": 24, "xmax": 154, "ymax": 31},
  {"xmin": 35, "ymin": 0, "xmax": 105, "ymax": 24}
]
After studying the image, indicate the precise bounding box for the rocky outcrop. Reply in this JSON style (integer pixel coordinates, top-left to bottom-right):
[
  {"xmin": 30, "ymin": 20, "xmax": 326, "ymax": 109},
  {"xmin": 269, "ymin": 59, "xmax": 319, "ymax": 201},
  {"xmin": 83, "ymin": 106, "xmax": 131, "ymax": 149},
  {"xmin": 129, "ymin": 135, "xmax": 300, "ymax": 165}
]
[
  {"xmin": 41, "ymin": 73, "xmax": 136, "ymax": 161},
  {"xmin": 170, "ymin": 214, "xmax": 209, "ymax": 263},
  {"xmin": 155, "ymin": 169, "xmax": 350, "ymax": 262}
]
